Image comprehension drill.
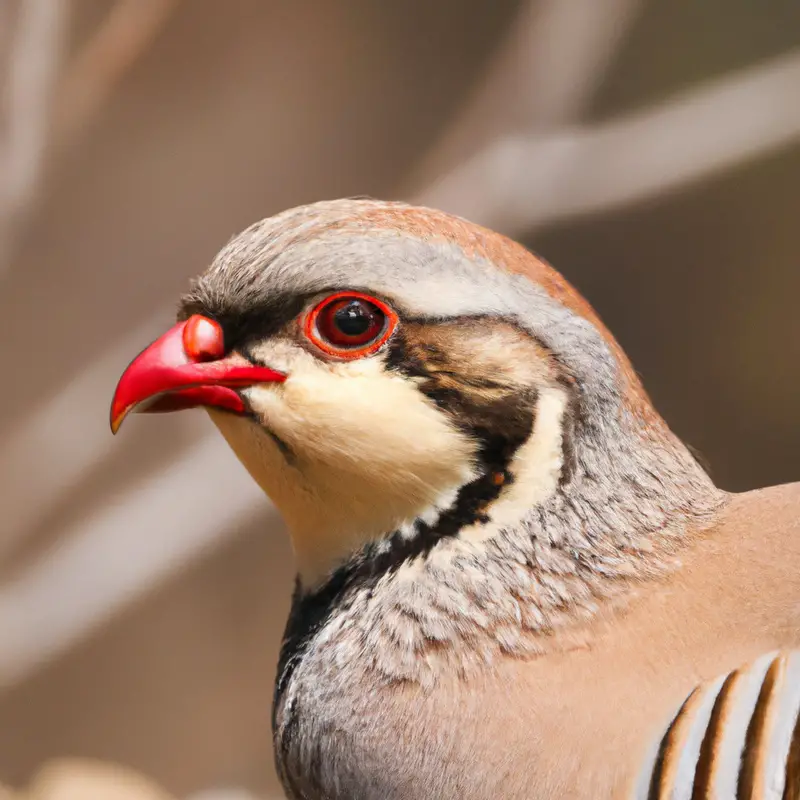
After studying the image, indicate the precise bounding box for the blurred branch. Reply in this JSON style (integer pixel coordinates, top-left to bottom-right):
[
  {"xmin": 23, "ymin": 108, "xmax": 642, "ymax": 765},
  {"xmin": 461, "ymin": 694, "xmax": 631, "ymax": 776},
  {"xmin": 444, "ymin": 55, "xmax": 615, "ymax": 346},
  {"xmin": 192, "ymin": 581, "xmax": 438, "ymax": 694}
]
[
  {"xmin": 0, "ymin": 435, "xmax": 272, "ymax": 689},
  {"xmin": 417, "ymin": 49, "xmax": 800, "ymax": 235},
  {"xmin": 403, "ymin": 0, "xmax": 643, "ymax": 194},
  {"xmin": 0, "ymin": 0, "xmax": 67, "ymax": 268},
  {"xmin": 0, "ymin": 0, "xmax": 180, "ymax": 274},
  {"xmin": 0, "ymin": 312, "xmax": 174, "ymax": 564},
  {"xmin": 0, "ymin": 0, "xmax": 182, "ymax": 551},
  {"xmin": 54, "ymin": 0, "xmax": 181, "ymax": 149}
]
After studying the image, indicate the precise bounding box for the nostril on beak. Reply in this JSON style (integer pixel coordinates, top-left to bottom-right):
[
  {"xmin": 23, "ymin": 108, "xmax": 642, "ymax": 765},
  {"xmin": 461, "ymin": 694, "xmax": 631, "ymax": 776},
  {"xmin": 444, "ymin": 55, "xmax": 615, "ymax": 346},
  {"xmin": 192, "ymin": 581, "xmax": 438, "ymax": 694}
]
[{"xmin": 183, "ymin": 315, "xmax": 226, "ymax": 362}]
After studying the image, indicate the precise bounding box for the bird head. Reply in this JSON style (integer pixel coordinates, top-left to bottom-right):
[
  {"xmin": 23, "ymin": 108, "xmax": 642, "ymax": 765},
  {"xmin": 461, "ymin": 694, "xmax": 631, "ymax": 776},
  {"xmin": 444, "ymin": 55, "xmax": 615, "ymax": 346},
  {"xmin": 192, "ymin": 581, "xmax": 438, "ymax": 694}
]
[{"xmin": 111, "ymin": 199, "xmax": 715, "ymax": 591}]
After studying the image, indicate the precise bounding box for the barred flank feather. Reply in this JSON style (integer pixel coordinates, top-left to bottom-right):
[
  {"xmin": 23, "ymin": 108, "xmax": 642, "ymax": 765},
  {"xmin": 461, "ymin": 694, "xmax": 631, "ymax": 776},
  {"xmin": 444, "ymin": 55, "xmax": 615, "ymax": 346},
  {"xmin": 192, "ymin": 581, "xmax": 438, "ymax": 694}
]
[{"xmin": 639, "ymin": 652, "xmax": 800, "ymax": 799}]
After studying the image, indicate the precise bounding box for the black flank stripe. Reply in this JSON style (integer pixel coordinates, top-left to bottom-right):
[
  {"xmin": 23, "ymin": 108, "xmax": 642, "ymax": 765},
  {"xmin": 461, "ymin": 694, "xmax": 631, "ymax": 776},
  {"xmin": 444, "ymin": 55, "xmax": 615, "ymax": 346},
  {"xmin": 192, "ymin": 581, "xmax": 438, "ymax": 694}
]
[
  {"xmin": 691, "ymin": 669, "xmax": 738, "ymax": 799},
  {"xmin": 782, "ymin": 699, "xmax": 800, "ymax": 799},
  {"xmin": 738, "ymin": 656, "xmax": 781, "ymax": 799},
  {"xmin": 648, "ymin": 689, "xmax": 698, "ymax": 800}
]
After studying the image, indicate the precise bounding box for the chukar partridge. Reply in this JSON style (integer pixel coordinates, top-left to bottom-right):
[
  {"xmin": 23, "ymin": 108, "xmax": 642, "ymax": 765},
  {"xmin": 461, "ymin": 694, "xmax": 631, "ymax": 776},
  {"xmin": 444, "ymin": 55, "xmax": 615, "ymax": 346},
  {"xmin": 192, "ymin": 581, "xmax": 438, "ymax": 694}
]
[{"xmin": 111, "ymin": 199, "xmax": 800, "ymax": 799}]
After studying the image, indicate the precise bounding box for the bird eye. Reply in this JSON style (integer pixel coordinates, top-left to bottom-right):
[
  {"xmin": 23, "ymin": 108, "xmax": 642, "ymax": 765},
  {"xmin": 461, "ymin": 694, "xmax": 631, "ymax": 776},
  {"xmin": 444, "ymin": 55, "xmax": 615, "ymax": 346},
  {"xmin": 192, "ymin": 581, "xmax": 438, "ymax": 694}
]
[{"xmin": 305, "ymin": 291, "xmax": 397, "ymax": 358}]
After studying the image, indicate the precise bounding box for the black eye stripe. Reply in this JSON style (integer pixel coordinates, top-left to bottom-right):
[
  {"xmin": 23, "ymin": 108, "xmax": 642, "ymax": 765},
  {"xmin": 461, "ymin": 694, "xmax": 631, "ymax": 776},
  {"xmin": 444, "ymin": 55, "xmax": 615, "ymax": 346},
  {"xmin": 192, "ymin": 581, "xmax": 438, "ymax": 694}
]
[
  {"xmin": 177, "ymin": 293, "xmax": 307, "ymax": 350},
  {"xmin": 178, "ymin": 289, "xmax": 400, "ymax": 351}
]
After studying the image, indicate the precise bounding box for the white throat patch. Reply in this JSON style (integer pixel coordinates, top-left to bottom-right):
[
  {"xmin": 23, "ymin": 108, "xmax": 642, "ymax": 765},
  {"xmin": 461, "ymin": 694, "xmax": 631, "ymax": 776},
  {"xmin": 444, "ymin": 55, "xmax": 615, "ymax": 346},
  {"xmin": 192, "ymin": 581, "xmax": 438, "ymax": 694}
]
[{"xmin": 208, "ymin": 341, "xmax": 479, "ymax": 586}]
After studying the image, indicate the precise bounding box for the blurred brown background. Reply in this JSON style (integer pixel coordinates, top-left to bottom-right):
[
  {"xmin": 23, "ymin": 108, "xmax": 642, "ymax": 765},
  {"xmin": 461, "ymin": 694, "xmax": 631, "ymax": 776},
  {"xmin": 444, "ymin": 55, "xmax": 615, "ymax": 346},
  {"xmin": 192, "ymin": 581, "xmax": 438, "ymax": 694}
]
[{"xmin": 0, "ymin": 0, "xmax": 798, "ymax": 797}]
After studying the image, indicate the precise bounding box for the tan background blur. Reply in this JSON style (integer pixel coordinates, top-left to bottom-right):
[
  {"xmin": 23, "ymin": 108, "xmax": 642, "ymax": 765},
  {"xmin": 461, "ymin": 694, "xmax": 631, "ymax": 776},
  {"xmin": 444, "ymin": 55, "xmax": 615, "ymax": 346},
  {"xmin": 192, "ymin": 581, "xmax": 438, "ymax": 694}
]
[{"xmin": 0, "ymin": 0, "xmax": 798, "ymax": 797}]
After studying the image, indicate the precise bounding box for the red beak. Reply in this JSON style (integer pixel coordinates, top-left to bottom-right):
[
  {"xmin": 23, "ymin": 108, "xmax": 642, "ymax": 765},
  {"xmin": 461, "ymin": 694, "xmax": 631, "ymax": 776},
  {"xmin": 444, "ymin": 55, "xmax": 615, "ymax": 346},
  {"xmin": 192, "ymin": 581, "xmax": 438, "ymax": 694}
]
[{"xmin": 110, "ymin": 315, "xmax": 286, "ymax": 434}]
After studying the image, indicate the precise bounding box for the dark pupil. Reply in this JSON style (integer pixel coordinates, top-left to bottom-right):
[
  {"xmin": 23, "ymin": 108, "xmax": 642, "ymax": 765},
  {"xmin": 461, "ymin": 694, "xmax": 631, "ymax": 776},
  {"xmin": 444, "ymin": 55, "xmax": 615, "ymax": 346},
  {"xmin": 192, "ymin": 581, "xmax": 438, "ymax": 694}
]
[{"xmin": 334, "ymin": 300, "xmax": 373, "ymax": 337}]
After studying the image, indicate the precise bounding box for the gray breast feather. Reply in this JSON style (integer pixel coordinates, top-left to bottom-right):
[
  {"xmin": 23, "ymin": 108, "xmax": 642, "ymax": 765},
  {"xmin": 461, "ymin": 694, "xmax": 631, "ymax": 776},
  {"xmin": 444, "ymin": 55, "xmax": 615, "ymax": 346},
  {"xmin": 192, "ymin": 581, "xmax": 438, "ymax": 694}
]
[{"xmin": 636, "ymin": 651, "xmax": 800, "ymax": 799}]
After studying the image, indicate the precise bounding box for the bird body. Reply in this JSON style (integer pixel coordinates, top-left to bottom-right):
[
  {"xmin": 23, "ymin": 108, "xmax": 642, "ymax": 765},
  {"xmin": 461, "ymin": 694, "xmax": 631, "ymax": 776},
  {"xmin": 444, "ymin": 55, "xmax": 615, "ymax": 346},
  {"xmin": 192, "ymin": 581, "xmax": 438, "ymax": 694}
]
[
  {"xmin": 272, "ymin": 483, "xmax": 800, "ymax": 799},
  {"xmin": 111, "ymin": 199, "xmax": 800, "ymax": 799}
]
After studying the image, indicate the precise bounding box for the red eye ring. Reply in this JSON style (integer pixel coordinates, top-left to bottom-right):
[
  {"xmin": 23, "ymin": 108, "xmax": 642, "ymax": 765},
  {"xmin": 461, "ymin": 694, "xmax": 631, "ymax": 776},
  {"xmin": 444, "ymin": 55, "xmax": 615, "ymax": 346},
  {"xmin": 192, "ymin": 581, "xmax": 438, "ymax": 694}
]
[{"xmin": 304, "ymin": 291, "xmax": 398, "ymax": 359}]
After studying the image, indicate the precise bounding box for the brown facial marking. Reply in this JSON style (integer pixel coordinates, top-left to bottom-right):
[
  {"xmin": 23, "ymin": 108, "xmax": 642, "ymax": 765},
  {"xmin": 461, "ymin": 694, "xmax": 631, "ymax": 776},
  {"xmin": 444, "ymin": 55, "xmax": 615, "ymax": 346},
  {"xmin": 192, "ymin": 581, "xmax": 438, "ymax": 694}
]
[{"xmin": 388, "ymin": 318, "xmax": 555, "ymax": 460}]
